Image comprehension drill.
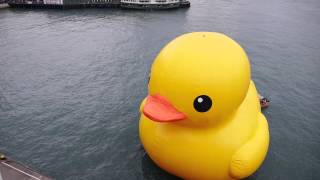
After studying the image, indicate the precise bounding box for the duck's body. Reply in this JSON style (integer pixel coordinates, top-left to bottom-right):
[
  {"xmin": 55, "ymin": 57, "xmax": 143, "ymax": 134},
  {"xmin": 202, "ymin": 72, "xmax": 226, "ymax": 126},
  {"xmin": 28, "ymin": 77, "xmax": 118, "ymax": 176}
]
[
  {"xmin": 139, "ymin": 32, "xmax": 269, "ymax": 180},
  {"xmin": 140, "ymin": 81, "xmax": 269, "ymax": 180}
]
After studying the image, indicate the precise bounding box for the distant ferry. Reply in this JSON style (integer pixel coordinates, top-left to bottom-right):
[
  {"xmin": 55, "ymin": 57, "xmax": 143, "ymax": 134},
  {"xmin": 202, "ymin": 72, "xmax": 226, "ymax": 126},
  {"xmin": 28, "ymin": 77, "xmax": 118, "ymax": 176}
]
[
  {"xmin": 0, "ymin": 0, "xmax": 9, "ymax": 8},
  {"xmin": 7, "ymin": 0, "xmax": 190, "ymax": 9},
  {"xmin": 121, "ymin": 0, "xmax": 190, "ymax": 9}
]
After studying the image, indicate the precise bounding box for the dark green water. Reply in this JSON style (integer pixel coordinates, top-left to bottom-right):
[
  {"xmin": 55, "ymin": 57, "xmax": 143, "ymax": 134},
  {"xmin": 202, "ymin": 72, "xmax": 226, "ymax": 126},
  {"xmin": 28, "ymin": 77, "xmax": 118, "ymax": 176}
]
[{"xmin": 0, "ymin": 0, "xmax": 320, "ymax": 179}]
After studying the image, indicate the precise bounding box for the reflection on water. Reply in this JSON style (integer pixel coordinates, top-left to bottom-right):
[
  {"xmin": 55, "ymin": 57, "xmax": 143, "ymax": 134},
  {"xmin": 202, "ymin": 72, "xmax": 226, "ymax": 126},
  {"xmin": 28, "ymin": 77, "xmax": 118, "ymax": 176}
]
[{"xmin": 0, "ymin": 0, "xmax": 320, "ymax": 179}]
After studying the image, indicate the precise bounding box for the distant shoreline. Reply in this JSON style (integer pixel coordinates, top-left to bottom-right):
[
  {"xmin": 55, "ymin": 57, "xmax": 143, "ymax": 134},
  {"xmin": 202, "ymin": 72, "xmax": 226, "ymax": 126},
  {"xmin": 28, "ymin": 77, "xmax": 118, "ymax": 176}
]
[{"xmin": 6, "ymin": 0, "xmax": 190, "ymax": 10}]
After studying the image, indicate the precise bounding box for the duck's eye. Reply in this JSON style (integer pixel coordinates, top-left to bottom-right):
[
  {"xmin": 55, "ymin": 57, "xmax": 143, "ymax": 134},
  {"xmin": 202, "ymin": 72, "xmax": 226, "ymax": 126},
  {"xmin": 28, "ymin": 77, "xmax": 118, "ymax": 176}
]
[{"xmin": 193, "ymin": 95, "xmax": 212, "ymax": 112}]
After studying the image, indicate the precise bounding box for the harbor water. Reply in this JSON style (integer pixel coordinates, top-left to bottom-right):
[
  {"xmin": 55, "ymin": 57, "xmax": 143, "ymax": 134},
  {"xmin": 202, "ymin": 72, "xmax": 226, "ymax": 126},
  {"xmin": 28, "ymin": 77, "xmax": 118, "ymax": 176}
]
[{"xmin": 0, "ymin": 0, "xmax": 320, "ymax": 179}]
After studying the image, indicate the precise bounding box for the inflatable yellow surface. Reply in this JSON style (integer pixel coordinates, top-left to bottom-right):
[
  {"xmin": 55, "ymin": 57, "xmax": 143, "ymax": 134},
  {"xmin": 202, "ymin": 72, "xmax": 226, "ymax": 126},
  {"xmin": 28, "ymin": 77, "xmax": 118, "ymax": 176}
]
[{"xmin": 139, "ymin": 32, "xmax": 269, "ymax": 180}]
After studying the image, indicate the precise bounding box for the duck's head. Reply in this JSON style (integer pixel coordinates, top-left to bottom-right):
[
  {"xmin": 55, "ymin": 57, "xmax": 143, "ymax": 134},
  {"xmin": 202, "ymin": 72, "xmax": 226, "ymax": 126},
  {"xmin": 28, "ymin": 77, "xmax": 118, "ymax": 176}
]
[{"xmin": 142, "ymin": 32, "xmax": 251, "ymax": 126}]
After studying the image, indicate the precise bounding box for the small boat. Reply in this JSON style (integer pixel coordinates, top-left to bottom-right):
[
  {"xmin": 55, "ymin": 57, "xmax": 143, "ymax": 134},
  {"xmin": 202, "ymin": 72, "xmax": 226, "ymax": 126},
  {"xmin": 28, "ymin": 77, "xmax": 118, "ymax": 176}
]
[
  {"xmin": 0, "ymin": 154, "xmax": 51, "ymax": 180},
  {"xmin": 259, "ymin": 95, "xmax": 270, "ymax": 109}
]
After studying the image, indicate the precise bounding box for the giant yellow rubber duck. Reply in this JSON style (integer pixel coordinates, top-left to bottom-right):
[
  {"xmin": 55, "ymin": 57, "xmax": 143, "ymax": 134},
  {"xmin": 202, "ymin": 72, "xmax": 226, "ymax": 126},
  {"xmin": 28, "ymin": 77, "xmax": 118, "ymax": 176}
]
[{"xmin": 139, "ymin": 32, "xmax": 269, "ymax": 180}]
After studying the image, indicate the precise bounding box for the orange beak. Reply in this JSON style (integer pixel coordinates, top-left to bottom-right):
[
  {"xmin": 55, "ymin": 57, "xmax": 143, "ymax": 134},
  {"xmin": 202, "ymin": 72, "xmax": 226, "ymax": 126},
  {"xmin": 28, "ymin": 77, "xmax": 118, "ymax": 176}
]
[{"xmin": 143, "ymin": 94, "xmax": 187, "ymax": 122}]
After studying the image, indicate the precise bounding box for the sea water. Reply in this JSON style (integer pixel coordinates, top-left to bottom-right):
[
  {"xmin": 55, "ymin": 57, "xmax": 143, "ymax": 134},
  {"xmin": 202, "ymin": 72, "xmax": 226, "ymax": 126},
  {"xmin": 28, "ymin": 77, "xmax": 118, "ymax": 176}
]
[{"xmin": 0, "ymin": 0, "xmax": 320, "ymax": 179}]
